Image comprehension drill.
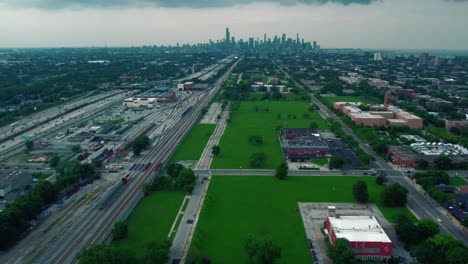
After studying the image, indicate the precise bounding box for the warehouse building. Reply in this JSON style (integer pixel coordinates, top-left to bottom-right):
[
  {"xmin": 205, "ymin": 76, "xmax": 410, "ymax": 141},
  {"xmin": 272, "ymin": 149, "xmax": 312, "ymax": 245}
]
[
  {"xmin": 326, "ymin": 207, "xmax": 392, "ymax": 261},
  {"xmin": 122, "ymin": 97, "xmax": 156, "ymax": 108}
]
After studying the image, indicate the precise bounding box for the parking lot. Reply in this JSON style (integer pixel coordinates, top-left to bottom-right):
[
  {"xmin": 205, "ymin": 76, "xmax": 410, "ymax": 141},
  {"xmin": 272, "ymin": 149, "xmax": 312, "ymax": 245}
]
[
  {"xmin": 299, "ymin": 202, "xmax": 413, "ymax": 264},
  {"xmin": 326, "ymin": 139, "xmax": 362, "ymax": 169}
]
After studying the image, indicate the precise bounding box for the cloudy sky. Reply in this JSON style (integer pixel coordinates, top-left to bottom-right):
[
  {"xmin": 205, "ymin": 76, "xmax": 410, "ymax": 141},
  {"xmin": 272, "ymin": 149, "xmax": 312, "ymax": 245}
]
[{"xmin": 0, "ymin": 0, "xmax": 467, "ymax": 49}]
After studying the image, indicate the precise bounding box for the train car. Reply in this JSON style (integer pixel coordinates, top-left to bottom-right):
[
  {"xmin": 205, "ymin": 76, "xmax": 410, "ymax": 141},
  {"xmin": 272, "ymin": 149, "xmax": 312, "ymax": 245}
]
[
  {"xmin": 122, "ymin": 174, "xmax": 131, "ymax": 184},
  {"xmin": 143, "ymin": 162, "xmax": 152, "ymax": 171},
  {"xmin": 181, "ymin": 106, "xmax": 193, "ymax": 118}
]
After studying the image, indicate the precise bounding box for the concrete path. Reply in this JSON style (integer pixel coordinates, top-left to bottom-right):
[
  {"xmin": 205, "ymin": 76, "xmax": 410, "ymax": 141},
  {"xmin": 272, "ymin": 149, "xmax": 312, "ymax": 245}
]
[{"xmin": 169, "ymin": 105, "xmax": 230, "ymax": 263}]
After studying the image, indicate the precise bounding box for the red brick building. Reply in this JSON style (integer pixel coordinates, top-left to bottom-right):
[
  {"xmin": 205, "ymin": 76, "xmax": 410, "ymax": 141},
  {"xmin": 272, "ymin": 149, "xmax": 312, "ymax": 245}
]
[{"xmin": 326, "ymin": 215, "xmax": 392, "ymax": 261}]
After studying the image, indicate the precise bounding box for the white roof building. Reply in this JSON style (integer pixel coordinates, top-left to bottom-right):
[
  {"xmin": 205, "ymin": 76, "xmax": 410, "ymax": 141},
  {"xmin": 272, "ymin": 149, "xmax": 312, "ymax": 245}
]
[{"xmin": 328, "ymin": 215, "xmax": 391, "ymax": 243}]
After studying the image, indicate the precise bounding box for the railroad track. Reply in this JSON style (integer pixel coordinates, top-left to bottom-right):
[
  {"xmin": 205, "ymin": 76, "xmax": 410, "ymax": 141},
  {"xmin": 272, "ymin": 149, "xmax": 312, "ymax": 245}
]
[{"xmin": 34, "ymin": 60, "xmax": 238, "ymax": 264}]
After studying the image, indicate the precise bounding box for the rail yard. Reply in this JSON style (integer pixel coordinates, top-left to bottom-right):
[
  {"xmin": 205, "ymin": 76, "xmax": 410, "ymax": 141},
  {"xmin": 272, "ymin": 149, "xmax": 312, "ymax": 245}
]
[{"xmin": 0, "ymin": 55, "xmax": 237, "ymax": 264}]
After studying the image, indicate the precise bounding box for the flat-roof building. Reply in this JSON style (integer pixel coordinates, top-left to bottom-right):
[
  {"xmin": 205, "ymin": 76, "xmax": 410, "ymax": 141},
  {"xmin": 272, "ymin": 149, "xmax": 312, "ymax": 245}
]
[
  {"xmin": 333, "ymin": 100, "xmax": 423, "ymax": 129},
  {"xmin": 326, "ymin": 215, "xmax": 392, "ymax": 261},
  {"xmin": 280, "ymin": 129, "xmax": 331, "ymax": 161}
]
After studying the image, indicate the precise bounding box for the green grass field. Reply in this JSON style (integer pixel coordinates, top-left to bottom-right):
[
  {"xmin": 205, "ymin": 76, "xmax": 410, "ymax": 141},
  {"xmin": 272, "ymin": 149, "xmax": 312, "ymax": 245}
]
[
  {"xmin": 212, "ymin": 101, "xmax": 328, "ymax": 169},
  {"xmin": 113, "ymin": 191, "xmax": 184, "ymax": 259},
  {"xmin": 169, "ymin": 124, "xmax": 216, "ymax": 164},
  {"xmin": 189, "ymin": 176, "xmax": 415, "ymax": 263},
  {"xmin": 311, "ymin": 158, "xmax": 328, "ymax": 166},
  {"xmin": 321, "ymin": 96, "xmax": 366, "ymax": 105},
  {"xmin": 449, "ymin": 176, "xmax": 466, "ymax": 186}
]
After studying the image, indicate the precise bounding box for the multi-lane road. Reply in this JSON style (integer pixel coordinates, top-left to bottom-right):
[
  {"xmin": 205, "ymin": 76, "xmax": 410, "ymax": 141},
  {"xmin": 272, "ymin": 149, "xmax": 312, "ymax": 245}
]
[{"xmin": 276, "ymin": 61, "xmax": 468, "ymax": 245}]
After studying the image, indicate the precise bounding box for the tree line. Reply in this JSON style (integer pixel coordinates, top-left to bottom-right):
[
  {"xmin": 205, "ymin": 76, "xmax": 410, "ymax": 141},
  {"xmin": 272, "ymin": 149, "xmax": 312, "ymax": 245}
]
[{"xmin": 0, "ymin": 160, "xmax": 99, "ymax": 249}]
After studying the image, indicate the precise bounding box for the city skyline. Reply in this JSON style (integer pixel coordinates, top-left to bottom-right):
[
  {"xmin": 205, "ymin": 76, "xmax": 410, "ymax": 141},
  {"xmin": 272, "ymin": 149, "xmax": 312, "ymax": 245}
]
[{"xmin": 0, "ymin": 0, "xmax": 468, "ymax": 49}]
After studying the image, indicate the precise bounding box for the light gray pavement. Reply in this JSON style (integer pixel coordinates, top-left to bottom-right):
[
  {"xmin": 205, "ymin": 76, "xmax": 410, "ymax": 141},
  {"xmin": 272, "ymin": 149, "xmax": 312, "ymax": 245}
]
[
  {"xmin": 194, "ymin": 169, "xmax": 375, "ymax": 176},
  {"xmin": 196, "ymin": 106, "xmax": 230, "ymax": 169},
  {"xmin": 199, "ymin": 102, "xmax": 222, "ymax": 124}
]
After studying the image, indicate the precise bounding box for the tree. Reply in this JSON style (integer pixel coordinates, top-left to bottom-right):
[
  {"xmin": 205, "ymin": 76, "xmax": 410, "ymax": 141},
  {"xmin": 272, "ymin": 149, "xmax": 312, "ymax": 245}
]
[
  {"xmin": 25, "ymin": 140, "xmax": 33, "ymax": 151},
  {"xmin": 326, "ymin": 238, "xmax": 355, "ymax": 264},
  {"xmin": 166, "ymin": 163, "xmax": 184, "ymax": 178},
  {"xmin": 374, "ymin": 143, "xmax": 389, "ymax": 156},
  {"xmin": 309, "ymin": 122, "xmax": 318, "ymax": 129},
  {"xmin": 248, "ymin": 136, "xmax": 263, "ymax": 145},
  {"xmin": 376, "ymin": 173, "xmax": 387, "ymax": 185},
  {"xmin": 462, "ymin": 217, "xmax": 468, "ymax": 228},
  {"xmin": 417, "ymin": 159, "xmax": 430, "ymax": 170},
  {"xmin": 132, "ymin": 135, "xmax": 150, "ymax": 156},
  {"xmin": 174, "ymin": 168, "xmax": 197, "ymax": 193},
  {"xmin": 449, "ymin": 126, "xmax": 461, "ymax": 135},
  {"xmin": 249, "ymin": 152, "xmax": 267, "ymax": 168},
  {"xmin": 49, "ymin": 156, "xmax": 60, "ymax": 167},
  {"xmin": 71, "ymin": 145, "xmax": 81, "ymax": 152},
  {"xmin": 329, "ymin": 155, "xmax": 344, "ymax": 170},
  {"xmin": 352, "ymin": 180, "xmax": 369, "ymax": 203},
  {"xmin": 145, "ymin": 240, "xmax": 172, "ymax": 264},
  {"xmin": 244, "ymin": 236, "xmax": 281, "ymax": 264},
  {"xmin": 418, "ymin": 219, "xmax": 439, "ymax": 239},
  {"xmin": 382, "ymin": 183, "xmax": 408, "ymax": 206},
  {"xmin": 113, "ymin": 221, "xmax": 128, "ymax": 240},
  {"xmin": 275, "ymin": 160, "xmax": 288, "ymax": 180},
  {"xmin": 78, "ymin": 245, "xmax": 136, "ymax": 264},
  {"xmin": 395, "ymin": 215, "xmax": 421, "ymax": 246},
  {"xmin": 435, "ymin": 155, "xmax": 452, "ymax": 170},
  {"xmin": 211, "ymin": 145, "xmax": 220, "ymax": 156}
]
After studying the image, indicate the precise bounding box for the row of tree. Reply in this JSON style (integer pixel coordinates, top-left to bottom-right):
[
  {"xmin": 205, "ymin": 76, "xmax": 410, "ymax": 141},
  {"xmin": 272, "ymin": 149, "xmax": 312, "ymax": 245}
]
[
  {"xmin": 395, "ymin": 215, "xmax": 468, "ymax": 264},
  {"xmin": 411, "ymin": 170, "xmax": 450, "ymax": 203},
  {"xmin": 0, "ymin": 160, "xmax": 99, "ymax": 249},
  {"xmin": 352, "ymin": 180, "xmax": 408, "ymax": 207},
  {"xmin": 78, "ymin": 239, "xmax": 172, "ymax": 264},
  {"xmin": 144, "ymin": 164, "xmax": 197, "ymax": 195}
]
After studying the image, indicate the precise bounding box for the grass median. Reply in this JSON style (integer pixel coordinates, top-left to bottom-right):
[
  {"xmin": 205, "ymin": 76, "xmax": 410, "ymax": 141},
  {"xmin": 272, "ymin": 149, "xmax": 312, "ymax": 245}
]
[
  {"xmin": 169, "ymin": 124, "xmax": 216, "ymax": 164},
  {"xmin": 112, "ymin": 191, "xmax": 185, "ymax": 258}
]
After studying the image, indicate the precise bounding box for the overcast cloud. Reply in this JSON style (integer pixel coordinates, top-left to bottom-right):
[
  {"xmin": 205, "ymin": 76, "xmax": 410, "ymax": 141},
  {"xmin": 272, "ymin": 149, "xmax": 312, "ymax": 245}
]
[
  {"xmin": 0, "ymin": 0, "xmax": 467, "ymax": 49},
  {"xmin": 1, "ymin": 0, "xmax": 380, "ymax": 9}
]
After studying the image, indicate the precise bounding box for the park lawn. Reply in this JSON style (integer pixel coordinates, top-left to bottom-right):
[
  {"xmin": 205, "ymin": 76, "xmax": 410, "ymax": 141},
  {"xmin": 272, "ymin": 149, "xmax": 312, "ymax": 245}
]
[
  {"xmin": 113, "ymin": 191, "xmax": 185, "ymax": 259},
  {"xmin": 311, "ymin": 158, "xmax": 328, "ymax": 166},
  {"xmin": 189, "ymin": 176, "xmax": 415, "ymax": 263},
  {"xmin": 321, "ymin": 96, "xmax": 366, "ymax": 105},
  {"xmin": 169, "ymin": 124, "xmax": 216, "ymax": 164},
  {"xmin": 212, "ymin": 101, "xmax": 328, "ymax": 169},
  {"xmin": 449, "ymin": 176, "xmax": 466, "ymax": 186}
]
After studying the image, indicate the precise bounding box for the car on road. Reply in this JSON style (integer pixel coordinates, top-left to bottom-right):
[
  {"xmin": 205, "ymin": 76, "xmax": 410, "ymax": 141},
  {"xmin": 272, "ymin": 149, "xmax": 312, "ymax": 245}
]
[
  {"xmin": 186, "ymin": 219, "xmax": 194, "ymax": 224},
  {"xmin": 436, "ymin": 218, "xmax": 442, "ymax": 223}
]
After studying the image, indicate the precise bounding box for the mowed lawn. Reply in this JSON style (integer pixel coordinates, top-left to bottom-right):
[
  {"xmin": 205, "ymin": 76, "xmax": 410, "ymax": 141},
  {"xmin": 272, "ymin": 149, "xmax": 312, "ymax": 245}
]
[
  {"xmin": 450, "ymin": 176, "xmax": 466, "ymax": 186},
  {"xmin": 189, "ymin": 176, "xmax": 415, "ymax": 264},
  {"xmin": 169, "ymin": 124, "xmax": 216, "ymax": 164},
  {"xmin": 113, "ymin": 191, "xmax": 184, "ymax": 259},
  {"xmin": 212, "ymin": 101, "xmax": 328, "ymax": 169}
]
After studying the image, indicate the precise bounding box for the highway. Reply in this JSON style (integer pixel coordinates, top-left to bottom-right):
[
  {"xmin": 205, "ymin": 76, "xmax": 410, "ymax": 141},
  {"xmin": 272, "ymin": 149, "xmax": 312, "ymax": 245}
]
[
  {"xmin": 275, "ymin": 61, "xmax": 468, "ymax": 245},
  {"xmin": 33, "ymin": 58, "xmax": 239, "ymax": 264}
]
